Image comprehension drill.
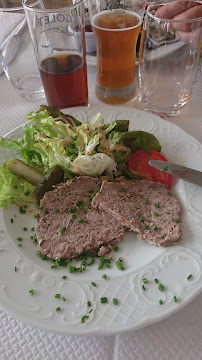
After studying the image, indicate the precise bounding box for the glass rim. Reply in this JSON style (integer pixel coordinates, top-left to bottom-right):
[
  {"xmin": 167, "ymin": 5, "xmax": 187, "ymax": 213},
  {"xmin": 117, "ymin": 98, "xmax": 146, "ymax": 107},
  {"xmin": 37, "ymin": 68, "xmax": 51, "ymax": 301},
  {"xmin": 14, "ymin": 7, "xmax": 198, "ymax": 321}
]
[
  {"xmin": 147, "ymin": 0, "xmax": 202, "ymax": 23},
  {"xmin": 0, "ymin": 6, "xmax": 24, "ymax": 11},
  {"xmin": 22, "ymin": 0, "xmax": 85, "ymax": 13}
]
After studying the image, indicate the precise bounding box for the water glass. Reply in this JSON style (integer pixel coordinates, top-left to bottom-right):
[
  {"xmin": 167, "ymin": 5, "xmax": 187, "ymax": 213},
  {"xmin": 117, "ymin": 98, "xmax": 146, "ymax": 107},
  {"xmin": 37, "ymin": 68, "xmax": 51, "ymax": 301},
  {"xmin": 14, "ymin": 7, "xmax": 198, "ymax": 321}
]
[
  {"xmin": 0, "ymin": 0, "xmax": 44, "ymax": 100},
  {"xmin": 139, "ymin": 0, "xmax": 202, "ymax": 118}
]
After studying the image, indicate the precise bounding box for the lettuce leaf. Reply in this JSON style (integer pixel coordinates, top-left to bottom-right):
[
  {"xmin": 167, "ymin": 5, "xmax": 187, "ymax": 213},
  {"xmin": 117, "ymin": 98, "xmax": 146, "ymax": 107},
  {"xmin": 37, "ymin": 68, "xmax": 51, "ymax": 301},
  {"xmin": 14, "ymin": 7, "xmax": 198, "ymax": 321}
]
[
  {"xmin": 71, "ymin": 153, "xmax": 117, "ymax": 177},
  {"xmin": 0, "ymin": 163, "xmax": 35, "ymax": 209},
  {"xmin": 109, "ymin": 130, "xmax": 161, "ymax": 153}
]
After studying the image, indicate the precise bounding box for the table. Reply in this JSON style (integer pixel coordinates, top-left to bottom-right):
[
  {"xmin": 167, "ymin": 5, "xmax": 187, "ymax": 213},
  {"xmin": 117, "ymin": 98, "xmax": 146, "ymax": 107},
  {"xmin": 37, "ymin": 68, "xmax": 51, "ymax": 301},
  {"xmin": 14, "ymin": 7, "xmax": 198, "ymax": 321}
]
[{"xmin": 0, "ymin": 63, "xmax": 202, "ymax": 360}]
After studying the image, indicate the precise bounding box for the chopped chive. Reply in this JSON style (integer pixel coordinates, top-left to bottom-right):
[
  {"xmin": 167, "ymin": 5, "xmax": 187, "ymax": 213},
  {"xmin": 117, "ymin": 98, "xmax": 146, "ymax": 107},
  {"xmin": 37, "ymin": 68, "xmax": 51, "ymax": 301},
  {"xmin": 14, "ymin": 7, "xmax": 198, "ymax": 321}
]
[
  {"xmin": 102, "ymin": 274, "xmax": 107, "ymax": 280},
  {"xmin": 158, "ymin": 283, "xmax": 164, "ymax": 292},
  {"xmin": 140, "ymin": 216, "xmax": 144, "ymax": 222},
  {"xmin": 31, "ymin": 227, "xmax": 35, "ymax": 231},
  {"xmin": 77, "ymin": 217, "xmax": 83, "ymax": 223},
  {"xmin": 145, "ymin": 225, "xmax": 149, "ymax": 230},
  {"xmin": 63, "ymin": 297, "xmax": 66, "ymax": 301},
  {"xmin": 23, "ymin": 227, "xmax": 27, "ymax": 231},
  {"xmin": 56, "ymin": 307, "xmax": 61, "ymax": 312},
  {"xmin": 55, "ymin": 294, "xmax": 61, "ymax": 298},
  {"xmin": 51, "ymin": 264, "xmax": 58, "ymax": 269},
  {"xmin": 154, "ymin": 278, "xmax": 159, "ymax": 283},
  {"xmin": 106, "ymin": 263, "xmax": 111, "ymax": 269},
  {"xmin": 17, "ymin": 237, "xmax": 23, "ymax": 242},
  {"xmin": 14, "ymin": 267, "xmax": 17, "ymax": 271},
  {"xmin": 62, "ymin": 275, "xmax": 67, "ymax": 279},
  {"xmin": 68, "ymin": 265, "xmax": 76, "ymax": 273},
  {"xmin": 81, "ymin": 315, "xmax": 89, "ymax": 323},
  {"xmin": 174, "ymin": 218, "xmax": 180, "ymax": 223},
  {"xmin": 44, "ymin": 210, "xmax": 49, "ymax": 215},
  {"xmin": 54, "ymin": 208, "xmax": 60, "ymax": 213},
  {"xmin": 187, "ymin": 274, "xmax": 192, "ymax": 280},
  {"xmin": 120, "ymin": 188, "xmax": 126, "ymax": 192},
  {"xmin": 10, "ymin": 218, "xmax": 14, "ymax": 223},
  {"xmin": 24, "ymin": 191, "xmax": 30, "ymax": 196},
  {"xmin": 18, "ymin": 243, "xmax": 22, "ymax": 247},
  {"xmin": 113, "ymin": 298, "xmax": 118, "ymax": 305},
  {"xmin": 60, "ymin": 226, "xmax": 66, "ymax": 235},
  {"xmin": 76, "ymin": 201, "xmax": 83, "ymax": 207},
  {"xmin": 89, "ymin": 309, "xmax": 93, "ymax": 314},
  {"xmin": 174, "ymin": 296, "xmax": 177, "ymax": 302},
  {"xmin": 98, "ymin": 258, "xmax": 104, "ymax": 270},
  {"xmin": 143, "ymin": 278, "xmax": 148, "ymax": 284},
  {"xmin": 29, "ymin": 289, "xmax": 34, "ymax": 296},
  {"xmin": 154, "ymin": 212, "xmax": 159, "ymax": 217},
  {"xmin": 153, "ymin": 225, "xmax": 158, "ymax": 230},
  {"xmin": 69, "ymin": 207, "xmax": 76, "ymax": 214},
  {"xmin": 164, "ymin": 166, "xmax": 168, "ymax": 171},
  {"xmin": 161, "ymin": 235, "xmax": 164, "ymax": 239},
  {"xmin": 100, "ymin": 297, "xmax": 107, "ymax": 303},
  {"xmin": 114, "ymin": 245, "xmax": 119, "ymax": 252},
  {"xmin": 154, "ymin": 203, "xmax": 159, "ymax": 208},
  {"xmin": 87, "ymin": 301, "xmax": 91, "ymax": 307},
  {"xmin": 142, "ymin": 285, "xmax": 146, "ymax": 291},
  {"xmin": 91, "ymin": 282, "xmax": 96, "ymax": 287},
  {"xmin": 116, "ymin": 258, "xmax": 124, "ymax": 271},
  {"xmin": 142, "ymin": 198, "xmax": 147, "ymax": 204},
  {"xmin": 159, "ymin": 299, "xmax": 163, "ymax": 305}
]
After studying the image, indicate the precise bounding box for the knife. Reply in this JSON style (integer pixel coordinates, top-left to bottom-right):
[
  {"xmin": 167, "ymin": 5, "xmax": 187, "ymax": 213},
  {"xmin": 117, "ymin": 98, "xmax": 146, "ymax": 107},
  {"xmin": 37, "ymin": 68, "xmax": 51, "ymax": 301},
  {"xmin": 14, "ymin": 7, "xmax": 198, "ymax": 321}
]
[{"xmin": 149, "ymin": 160, "xmax": 202, "ymax": 187}]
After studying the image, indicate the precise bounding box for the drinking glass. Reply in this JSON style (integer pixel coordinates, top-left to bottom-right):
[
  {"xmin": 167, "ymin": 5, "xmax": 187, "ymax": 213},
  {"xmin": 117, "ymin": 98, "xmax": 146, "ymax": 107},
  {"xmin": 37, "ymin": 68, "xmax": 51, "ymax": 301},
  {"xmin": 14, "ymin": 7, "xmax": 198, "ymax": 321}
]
[
  {"xmin": 88, "ymin": 0, "xmax": 146, "ymax": 104},
  {"xmin": 139, "ymin": 0, "xmax": 202, "ymax": 118},
  {"xmin": 0, "ymin": 0, "xmax": 44, "ymax": 100},
  {"xmin": 23, "ymin": 0, "xmax": 88, "ymax": 109}
]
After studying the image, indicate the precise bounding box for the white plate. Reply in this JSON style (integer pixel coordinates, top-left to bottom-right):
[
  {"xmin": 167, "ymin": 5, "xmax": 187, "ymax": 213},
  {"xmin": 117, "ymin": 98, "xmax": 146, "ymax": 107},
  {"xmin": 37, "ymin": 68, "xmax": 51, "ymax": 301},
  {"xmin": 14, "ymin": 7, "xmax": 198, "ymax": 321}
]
[{"xmin": 0, "ymin": 105, "xmax": 202, "ymax": 336}]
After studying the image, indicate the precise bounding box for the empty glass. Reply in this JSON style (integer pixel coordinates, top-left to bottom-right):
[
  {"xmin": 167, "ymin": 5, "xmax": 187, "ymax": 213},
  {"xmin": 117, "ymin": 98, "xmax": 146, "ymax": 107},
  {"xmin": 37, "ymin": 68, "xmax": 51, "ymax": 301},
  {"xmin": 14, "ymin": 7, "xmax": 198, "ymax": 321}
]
[
  {"xmin": 0, "ymin": 0, "xmax": 44, "ymax": 100},
  {"xmin": 139, "ymin": 0, "xmax": 202, "ymax": 118}
]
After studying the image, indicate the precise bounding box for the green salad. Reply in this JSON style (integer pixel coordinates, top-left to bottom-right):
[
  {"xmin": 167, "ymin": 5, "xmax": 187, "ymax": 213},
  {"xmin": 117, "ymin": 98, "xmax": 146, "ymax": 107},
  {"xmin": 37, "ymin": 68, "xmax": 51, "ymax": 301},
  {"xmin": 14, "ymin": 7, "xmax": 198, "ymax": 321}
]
[{"xmin": 0, "ymin": 105, "xmax": 161, "ymax": 209}]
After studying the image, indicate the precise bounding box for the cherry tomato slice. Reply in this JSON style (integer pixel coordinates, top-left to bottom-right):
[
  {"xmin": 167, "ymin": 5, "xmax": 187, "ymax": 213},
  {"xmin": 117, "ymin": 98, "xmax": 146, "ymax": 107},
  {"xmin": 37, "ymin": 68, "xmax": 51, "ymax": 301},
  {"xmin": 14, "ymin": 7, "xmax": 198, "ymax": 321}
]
[{"xmin": 128, "ymin": 149, "xmax": 172, "ymax": 188}]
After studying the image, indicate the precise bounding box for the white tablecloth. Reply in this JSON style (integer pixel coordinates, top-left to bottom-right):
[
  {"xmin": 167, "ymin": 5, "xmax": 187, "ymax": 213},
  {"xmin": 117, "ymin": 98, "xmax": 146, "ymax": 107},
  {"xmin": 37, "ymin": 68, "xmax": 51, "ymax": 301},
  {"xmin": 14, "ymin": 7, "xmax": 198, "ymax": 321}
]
[{"xmin": 0, "ymin": 63, "xmax": 202, "ymax": 360}]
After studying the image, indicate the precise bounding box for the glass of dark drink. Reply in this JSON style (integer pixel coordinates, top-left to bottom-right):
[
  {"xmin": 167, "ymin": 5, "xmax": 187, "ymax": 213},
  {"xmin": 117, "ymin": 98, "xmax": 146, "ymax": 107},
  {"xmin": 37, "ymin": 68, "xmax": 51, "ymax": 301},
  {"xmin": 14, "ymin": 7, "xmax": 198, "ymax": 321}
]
[{"xmin": 23, "ymin": 0, "xmax": 88, "ymax": 109}]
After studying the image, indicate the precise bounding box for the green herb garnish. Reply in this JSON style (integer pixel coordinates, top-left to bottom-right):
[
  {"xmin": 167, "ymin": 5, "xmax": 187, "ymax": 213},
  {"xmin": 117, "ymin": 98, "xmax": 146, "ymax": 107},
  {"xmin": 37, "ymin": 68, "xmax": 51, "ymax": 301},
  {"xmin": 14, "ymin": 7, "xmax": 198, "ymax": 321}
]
[
  {"xmin": 60, "ymin": 226, "xmax": 66, "ymax": 235},
  {"xmin": 158, "ymin": 283, "xmax": 164, "ymax": 292},
  {"xmin": 100, "ymin": 297, "xmax": 107, "ymax": 303}
]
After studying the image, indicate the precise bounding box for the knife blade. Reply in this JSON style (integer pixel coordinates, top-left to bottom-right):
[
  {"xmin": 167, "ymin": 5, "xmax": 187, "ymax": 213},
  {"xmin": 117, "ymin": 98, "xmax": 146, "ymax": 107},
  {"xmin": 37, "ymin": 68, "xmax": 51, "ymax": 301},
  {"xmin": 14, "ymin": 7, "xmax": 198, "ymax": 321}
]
[{"xmin": 149, "ymin": 160, "xmax": 202, "ymax": 187}]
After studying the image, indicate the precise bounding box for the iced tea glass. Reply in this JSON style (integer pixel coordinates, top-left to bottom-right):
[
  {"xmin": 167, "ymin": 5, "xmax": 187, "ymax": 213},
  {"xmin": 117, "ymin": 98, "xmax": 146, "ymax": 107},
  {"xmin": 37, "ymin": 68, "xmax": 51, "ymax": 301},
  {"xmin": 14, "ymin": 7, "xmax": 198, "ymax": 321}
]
[
  {"xmin": 139, "ymin": 0, "xmax": 202, "ymax": 118},
  {"xmin": 88, "ymin": 0, "xmax": 146, "ymax": 104},
  {"xmin": 23, "ymin": 0, "xmax": 88, "ymax": 109}
]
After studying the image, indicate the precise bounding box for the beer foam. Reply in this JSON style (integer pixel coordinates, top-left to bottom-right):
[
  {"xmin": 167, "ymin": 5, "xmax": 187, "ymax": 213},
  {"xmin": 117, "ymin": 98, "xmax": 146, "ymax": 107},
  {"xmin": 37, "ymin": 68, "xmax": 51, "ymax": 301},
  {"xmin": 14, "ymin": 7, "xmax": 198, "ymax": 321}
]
[{"xmin": 92, "ymin": 10, "xmax": 141, "ymax": 31}]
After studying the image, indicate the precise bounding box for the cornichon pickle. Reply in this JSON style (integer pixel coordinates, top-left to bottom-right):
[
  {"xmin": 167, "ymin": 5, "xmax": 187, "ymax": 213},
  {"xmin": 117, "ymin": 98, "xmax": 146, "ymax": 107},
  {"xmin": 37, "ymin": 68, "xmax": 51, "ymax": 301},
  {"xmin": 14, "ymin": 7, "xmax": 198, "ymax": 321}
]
[
  {"xmin": 33, "ymin": 165, "xmax": 64, "ymax": 204},
  {"xmin": 7, "ymin": 159, "xmax": 43, "ymax": 186}
]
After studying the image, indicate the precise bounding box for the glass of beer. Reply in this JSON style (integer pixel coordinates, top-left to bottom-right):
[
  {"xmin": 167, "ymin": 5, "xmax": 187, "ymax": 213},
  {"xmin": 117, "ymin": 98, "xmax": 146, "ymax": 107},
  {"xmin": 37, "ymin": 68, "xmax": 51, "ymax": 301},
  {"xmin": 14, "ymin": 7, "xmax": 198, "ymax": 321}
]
[
  {"xmin": 88, "ymin": 0, "xmax": 146, "ymax": 104},
  {"xmin": 23, "ymin": 0, "xmax": 88, "ymax": 109}
]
